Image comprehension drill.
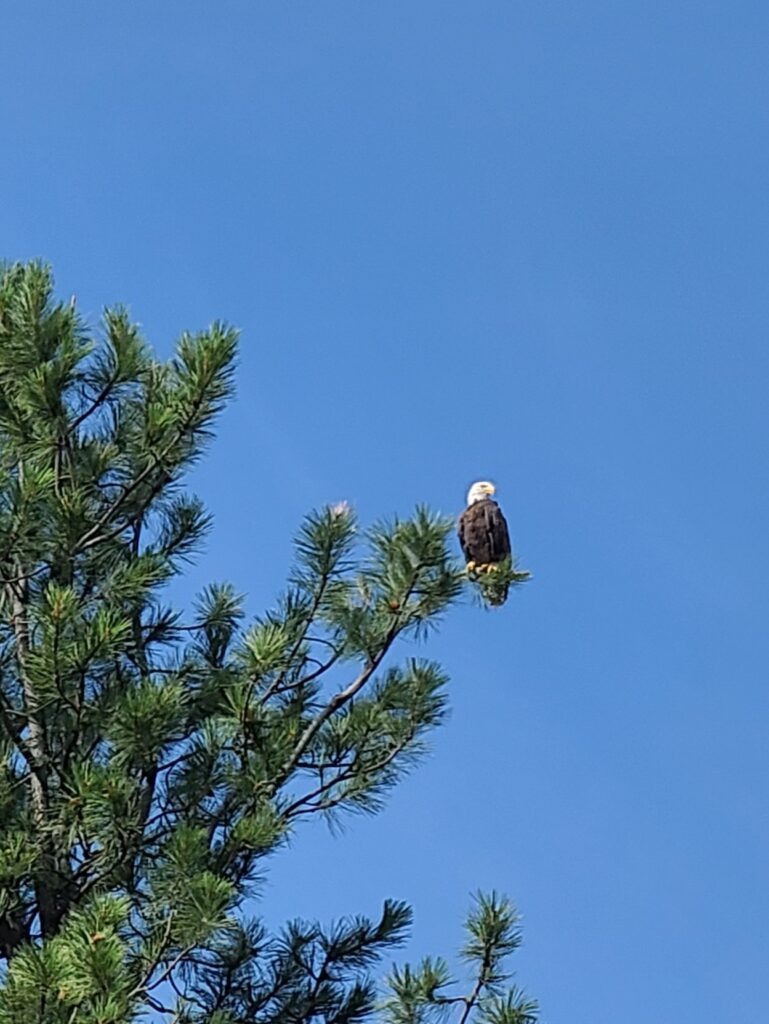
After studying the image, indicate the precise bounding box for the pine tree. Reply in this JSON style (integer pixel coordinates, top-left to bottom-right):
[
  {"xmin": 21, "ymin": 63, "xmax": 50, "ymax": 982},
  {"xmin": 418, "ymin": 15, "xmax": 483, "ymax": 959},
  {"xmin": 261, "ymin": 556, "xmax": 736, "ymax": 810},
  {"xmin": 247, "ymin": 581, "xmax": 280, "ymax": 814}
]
[{"xmin": 0, "ymin": 262, "xmax": 534, "ymax": 1023}]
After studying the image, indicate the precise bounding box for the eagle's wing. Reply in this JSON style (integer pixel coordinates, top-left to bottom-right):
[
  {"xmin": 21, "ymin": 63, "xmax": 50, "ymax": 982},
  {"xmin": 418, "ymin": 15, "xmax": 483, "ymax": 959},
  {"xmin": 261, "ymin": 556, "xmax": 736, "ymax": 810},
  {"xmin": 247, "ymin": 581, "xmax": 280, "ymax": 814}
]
[
  {"xmin": 457, "ymin": 507, "xmax": 471, "ymax": 561},
  {"xmin": 485, "ymin": 500, "xmax": 511, "ymax": 563}
]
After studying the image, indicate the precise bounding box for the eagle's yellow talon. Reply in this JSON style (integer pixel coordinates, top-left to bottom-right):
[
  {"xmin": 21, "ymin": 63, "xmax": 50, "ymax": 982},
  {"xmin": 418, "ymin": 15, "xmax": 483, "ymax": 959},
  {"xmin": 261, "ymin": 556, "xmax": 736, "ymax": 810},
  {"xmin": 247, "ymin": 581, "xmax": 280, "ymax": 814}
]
[
  {"xmin": 486, "ymin": 564, "xmax": 497, "ymax": 574},
  {"xmin": 466, "ymin": 561, "xmax": 476, "ymax": 573}
]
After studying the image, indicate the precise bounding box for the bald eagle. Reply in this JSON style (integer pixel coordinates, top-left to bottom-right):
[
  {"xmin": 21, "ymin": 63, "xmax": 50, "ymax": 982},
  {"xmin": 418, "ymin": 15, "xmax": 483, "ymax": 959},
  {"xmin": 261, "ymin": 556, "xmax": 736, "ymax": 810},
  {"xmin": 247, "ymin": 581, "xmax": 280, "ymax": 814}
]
[{"xmin": 458, "ymin": 481, "xmax": 512, "ymax": 605}]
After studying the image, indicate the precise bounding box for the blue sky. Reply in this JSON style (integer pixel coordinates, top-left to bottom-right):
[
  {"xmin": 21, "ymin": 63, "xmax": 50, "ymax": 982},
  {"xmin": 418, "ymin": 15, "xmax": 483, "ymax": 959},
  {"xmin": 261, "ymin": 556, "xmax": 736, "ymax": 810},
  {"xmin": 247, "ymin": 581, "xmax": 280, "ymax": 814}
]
[{"xmin": 3, "ymin": 2, "xmax": 769, "ymax": 1019}]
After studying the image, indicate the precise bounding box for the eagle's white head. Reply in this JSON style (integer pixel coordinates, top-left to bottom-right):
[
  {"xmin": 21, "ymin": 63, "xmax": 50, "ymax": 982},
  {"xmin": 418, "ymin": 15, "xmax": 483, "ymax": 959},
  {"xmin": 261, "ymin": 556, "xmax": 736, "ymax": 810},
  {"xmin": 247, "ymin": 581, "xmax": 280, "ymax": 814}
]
[{"xmin": 466, "ymin": 480, "xmax": 496, "ymax": 506}]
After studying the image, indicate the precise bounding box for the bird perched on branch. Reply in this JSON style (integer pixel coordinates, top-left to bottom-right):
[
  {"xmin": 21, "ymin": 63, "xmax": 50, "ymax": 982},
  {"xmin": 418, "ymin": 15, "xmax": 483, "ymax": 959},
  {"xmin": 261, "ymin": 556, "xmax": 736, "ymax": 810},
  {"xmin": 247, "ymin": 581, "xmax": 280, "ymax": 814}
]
[{"xmin": 458, "ymin": 480, "xmax": 520, "ymax": 606}]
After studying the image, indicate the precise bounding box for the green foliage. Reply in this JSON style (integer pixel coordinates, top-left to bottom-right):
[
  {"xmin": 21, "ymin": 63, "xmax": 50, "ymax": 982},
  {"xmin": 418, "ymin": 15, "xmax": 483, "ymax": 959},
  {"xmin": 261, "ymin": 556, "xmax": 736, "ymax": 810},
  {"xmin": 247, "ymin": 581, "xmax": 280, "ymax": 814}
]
[
  {"xmin": 382, "ymin": 895, "xmax": 536, "ymax": 1024},
  {"xmin": 466, "ymin": 558, "xmax": 531, "ymax": 609},
  {"xmin": 0, "ymin": 263, "xmax": 537, "ymax": 1022}
]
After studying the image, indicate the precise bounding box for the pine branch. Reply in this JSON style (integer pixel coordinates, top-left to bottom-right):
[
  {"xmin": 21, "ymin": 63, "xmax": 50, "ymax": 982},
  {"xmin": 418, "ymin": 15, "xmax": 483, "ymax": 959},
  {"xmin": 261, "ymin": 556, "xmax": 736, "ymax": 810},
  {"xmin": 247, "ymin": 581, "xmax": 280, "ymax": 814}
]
[
  {"xmin": 65, "ymin": 370, "xmax": 121, "ymax": 437},
  {"xmin": 0, "ymin": 690, "xmax": 40, "ymax": 775},
  {"xmin": 73, "ymin": 338, "xmax": 230, "ymax": 554},
  {"xmin": 283, "ymin": 729, "xmax": 415, "ymax": 819},
  {"xmin": 275, "ymin": 659, "xmax": 381, "ymax": 790},
  {"xmin": 4, "ymin": 557, "xmax": 61, "ymax": 939},
  {"xmin": 457, "ymin": 958, "xmax": 490, "ymax": 1024},
  {"xmin": 275, "ymin": 556, "xmax": 426, "ymax": 789}
]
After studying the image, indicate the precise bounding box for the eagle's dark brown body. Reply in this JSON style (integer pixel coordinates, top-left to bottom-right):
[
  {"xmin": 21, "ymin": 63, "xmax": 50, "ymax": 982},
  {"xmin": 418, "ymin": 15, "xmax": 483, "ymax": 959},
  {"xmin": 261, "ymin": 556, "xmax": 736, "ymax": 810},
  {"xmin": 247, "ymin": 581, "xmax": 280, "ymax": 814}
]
[
  {"xmin": 458, "ymin": 497, "xmax": 511, "ymax": 566},
  {"xmin": 458, "ymin": 497, "xmax": 512, "ymax": 604}
]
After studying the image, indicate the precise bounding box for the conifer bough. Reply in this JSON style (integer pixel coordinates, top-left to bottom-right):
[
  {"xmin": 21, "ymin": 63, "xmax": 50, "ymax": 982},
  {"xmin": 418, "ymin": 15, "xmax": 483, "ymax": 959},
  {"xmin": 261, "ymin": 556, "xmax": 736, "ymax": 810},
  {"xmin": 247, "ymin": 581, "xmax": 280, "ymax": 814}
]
[{"xmin": 0, "ymin": 263, "xmax": 536, "ymax": 1023}]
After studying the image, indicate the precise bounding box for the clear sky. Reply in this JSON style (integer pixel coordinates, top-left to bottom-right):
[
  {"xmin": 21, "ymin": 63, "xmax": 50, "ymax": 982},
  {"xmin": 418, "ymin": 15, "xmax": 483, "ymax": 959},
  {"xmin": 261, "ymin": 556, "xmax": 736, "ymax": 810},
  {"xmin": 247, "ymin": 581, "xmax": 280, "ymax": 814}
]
[{"xmin": 3, "ymin": 2, "xmax": 768, "ymax": 1019}]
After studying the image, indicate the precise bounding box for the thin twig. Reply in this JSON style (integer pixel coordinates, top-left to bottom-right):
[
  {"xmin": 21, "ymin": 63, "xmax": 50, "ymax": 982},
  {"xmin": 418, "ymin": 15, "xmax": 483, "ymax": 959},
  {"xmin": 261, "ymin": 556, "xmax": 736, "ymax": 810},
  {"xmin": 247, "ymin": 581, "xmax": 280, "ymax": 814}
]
[{"xmin": 283, "ymin": 730, "xmax": 416, "ymax": 819}]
